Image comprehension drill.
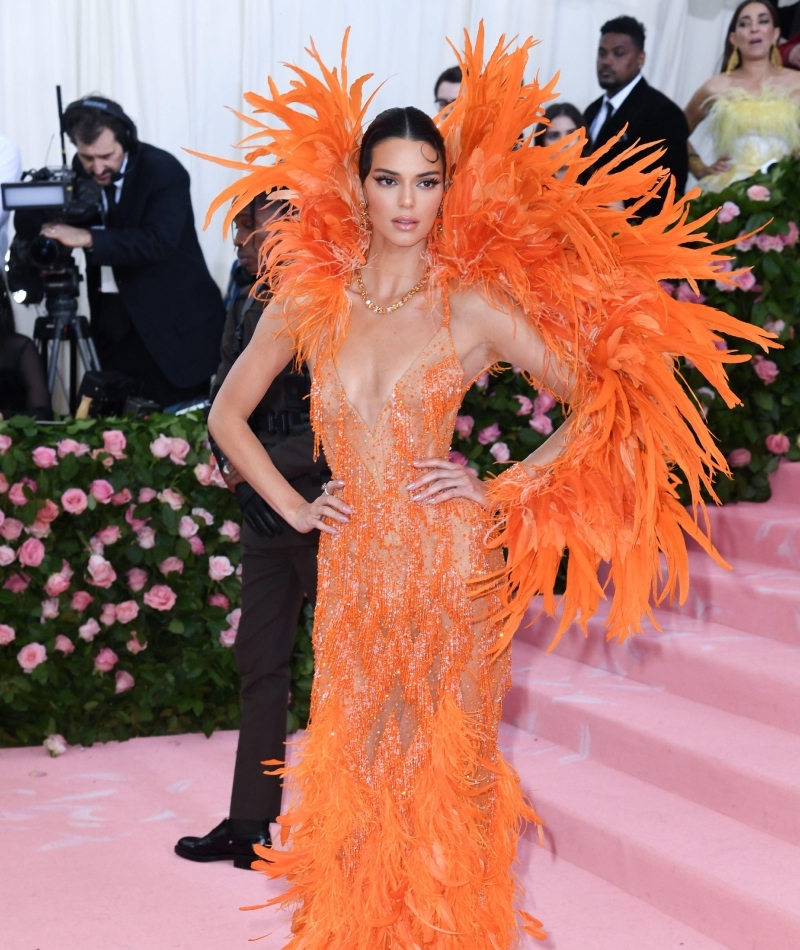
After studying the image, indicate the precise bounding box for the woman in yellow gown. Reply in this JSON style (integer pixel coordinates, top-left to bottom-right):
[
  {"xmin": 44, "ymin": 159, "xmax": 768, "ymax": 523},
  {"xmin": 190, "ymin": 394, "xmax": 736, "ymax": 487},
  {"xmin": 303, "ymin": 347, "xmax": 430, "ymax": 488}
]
[
  {"xmin": 205, "ymin": 29, "xmax": 772, "ymax": 950},
  {"xmin": 685, "ymin": 0, "xmax": 800, "ymax": 191}
]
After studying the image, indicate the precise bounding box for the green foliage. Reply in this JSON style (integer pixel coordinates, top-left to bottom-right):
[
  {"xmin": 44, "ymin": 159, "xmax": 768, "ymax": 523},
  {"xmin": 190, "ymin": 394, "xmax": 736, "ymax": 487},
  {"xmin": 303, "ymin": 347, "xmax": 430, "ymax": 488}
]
[{"xmin": 0, "ymin": 413, "xmax": 310, "ymax": 748}]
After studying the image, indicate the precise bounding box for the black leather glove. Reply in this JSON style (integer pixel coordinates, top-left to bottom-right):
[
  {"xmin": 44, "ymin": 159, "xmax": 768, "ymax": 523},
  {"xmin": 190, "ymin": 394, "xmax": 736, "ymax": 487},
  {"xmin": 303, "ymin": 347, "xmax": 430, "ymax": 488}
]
[{"xmin": 235, "ymin": 482, "xmax": 284, "ymax": 538}]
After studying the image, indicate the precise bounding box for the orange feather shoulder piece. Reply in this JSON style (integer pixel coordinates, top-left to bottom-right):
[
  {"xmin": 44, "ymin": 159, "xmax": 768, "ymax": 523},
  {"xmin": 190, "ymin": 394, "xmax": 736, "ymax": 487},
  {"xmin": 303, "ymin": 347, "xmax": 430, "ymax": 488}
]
[{"xmin": 198, "ymin": 25, "xmax": 775, "ymax": 649}]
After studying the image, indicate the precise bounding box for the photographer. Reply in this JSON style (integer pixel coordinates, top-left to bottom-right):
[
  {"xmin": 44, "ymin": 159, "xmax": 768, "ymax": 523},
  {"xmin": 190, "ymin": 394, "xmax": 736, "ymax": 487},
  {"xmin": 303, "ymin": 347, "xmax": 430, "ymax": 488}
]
[
  {"xmin": 42, "ymin": 96, "xmax": 224, "ymax": 407},
  {"xmin": 174, "ymin": 192, "xmax": 327, "ymax": 869}
]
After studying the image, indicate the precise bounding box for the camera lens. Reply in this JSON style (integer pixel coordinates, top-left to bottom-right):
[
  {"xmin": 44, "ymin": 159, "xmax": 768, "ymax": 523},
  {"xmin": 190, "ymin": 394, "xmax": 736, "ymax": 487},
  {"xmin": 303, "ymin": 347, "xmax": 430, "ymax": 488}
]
[{"xmin": 29, "ymin": 235, "xmax": 64, "ymax": 267}]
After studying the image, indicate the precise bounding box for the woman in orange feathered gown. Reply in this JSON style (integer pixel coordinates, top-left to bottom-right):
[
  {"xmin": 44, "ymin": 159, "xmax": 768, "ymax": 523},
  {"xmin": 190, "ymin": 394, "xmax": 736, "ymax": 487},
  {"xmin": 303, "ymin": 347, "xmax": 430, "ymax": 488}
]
[{"xmin": 206, "ymin": 28, "xmax": 772, "ymax": 950}]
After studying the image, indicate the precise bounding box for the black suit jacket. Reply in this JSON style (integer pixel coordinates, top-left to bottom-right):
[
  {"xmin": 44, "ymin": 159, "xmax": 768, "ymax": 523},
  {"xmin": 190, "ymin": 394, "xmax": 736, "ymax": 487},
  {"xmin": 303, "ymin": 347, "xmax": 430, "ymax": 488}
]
[
  {"xmin": 78, "ymin": 143, "xmax": 225, "ymax": 388},
  {"xmin": 584, "ymin": 77, "xmax": 689, "ymax": 217}
]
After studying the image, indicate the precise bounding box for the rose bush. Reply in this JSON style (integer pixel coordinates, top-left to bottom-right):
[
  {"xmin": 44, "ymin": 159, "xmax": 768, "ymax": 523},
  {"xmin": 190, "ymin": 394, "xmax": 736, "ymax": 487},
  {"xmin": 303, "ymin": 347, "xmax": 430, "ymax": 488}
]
[{"xmin": 0, "ymin": 412, "xmax": 312, "ymax": 748}]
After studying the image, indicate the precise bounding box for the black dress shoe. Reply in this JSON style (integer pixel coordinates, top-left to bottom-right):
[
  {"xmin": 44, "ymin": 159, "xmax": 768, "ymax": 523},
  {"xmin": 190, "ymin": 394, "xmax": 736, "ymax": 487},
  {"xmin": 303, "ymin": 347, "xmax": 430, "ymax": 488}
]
[{"xmin": 174, "ymin": 818, "xmax": 271, "ymax": 870}]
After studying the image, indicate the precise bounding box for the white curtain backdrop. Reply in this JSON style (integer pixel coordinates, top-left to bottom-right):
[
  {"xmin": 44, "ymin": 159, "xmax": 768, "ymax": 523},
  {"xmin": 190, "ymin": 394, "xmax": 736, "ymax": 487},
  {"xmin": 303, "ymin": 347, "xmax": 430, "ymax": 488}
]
[{"xmin": 0, "ymin": 0, "xmax": 749, "ymax": 332}]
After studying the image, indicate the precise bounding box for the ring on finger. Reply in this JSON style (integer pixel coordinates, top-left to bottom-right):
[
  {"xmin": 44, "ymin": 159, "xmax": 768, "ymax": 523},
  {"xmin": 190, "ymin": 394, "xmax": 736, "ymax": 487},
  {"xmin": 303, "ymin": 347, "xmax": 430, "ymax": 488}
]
[{"xmin": 322, "ymin": 482, "xmax": 332, "ymax": 496}]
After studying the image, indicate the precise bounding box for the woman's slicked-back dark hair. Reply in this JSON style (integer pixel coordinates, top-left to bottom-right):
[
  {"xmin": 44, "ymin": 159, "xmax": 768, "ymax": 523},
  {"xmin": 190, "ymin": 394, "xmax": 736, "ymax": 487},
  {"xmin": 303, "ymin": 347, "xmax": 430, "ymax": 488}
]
[
  {"xmin": 721, "ymin": 1, "xmax": 779, "ymax": 71},
  {"xmin": 358, "ymin": 107, "xmax": 446, "ymax": 183}
]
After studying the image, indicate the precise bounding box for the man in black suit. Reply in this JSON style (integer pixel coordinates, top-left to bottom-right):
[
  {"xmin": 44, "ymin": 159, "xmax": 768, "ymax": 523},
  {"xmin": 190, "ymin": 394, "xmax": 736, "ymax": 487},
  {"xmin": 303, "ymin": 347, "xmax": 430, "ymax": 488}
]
[
  {"xmin": 584, "ymin": 16, "xmax": 689, "ymax": 217},
  {"xmin": 42, "ymin": 96, "xmax": 224, "ymax": 407}
]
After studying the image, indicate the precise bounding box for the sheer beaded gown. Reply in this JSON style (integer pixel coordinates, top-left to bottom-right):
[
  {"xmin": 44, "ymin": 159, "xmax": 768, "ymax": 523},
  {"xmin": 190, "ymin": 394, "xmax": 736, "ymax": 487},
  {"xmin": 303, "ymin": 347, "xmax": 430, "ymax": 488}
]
[{"xmin": 255, "ymin": 298, "xmax": 543, "ymax": 948}]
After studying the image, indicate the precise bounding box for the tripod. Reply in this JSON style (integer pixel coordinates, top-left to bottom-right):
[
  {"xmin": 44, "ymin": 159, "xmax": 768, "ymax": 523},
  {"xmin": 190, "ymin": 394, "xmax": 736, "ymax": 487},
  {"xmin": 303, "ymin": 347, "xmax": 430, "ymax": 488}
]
[{"xmin": 34, "ymin": 270, "xmax": 101, "ymax": 414}]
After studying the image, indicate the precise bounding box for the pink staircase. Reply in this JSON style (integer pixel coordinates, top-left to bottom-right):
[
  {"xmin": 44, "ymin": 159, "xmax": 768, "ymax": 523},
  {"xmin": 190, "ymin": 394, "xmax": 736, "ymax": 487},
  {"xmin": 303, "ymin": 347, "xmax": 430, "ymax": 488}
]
[{"xmin": 502, "ymin": 462, "xmax": 800, "ymax": 950}]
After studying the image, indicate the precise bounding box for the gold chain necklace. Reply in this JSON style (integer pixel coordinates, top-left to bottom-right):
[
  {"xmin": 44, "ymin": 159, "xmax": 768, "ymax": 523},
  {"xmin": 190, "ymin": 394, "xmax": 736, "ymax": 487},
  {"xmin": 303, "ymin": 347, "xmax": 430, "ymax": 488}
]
[{"xmin": 356, "ymin": 269, "xmax": 426, "ymax": 315}]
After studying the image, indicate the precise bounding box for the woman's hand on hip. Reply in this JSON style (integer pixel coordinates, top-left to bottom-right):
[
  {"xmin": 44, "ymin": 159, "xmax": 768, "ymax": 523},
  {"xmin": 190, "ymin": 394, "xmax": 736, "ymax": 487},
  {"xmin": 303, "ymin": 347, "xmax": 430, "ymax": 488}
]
[
  {"xmin": 291, "ymin": 480, "xmax": 351, "ymax": 535},
  {"xmin": 407, "ymin": 458, "xmax": 488, "ymax": 507}
]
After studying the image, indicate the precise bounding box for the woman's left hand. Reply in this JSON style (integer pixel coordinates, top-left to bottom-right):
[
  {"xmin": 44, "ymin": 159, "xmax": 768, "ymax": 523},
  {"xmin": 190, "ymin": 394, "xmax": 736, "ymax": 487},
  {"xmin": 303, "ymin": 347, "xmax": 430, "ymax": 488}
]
[{"xmin": 407, "ymin": 458, "xmax": 488, "ymax": 507}]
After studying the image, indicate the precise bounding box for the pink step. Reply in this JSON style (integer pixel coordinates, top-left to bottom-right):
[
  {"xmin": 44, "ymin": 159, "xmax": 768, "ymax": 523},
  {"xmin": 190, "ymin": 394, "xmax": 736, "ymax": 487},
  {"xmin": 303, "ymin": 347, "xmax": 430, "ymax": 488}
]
[
  {"xmin": 769, "ymin": 460, "xmax": 800, "ymax": 504},
  {"xmin": 698, "ymin": 500, "xmax": 800, "ymax": 570},
  {"xmin": 499, "ymin": 723, "xmax": 800, "ymax": 950},
  {"xmin": 518, "ymin": 839, "xmax": 729, "ymax": 950},
  {"xmin": 662, "ymin": 551, "xmax": 800, "ymax": 644},
  {"xmin": 518, "ymin": 602, "xmax": 800, "ymax": 735},
  {"xmin": 505, "ymin": 640, "xmax": 800, "ymax": 846}
]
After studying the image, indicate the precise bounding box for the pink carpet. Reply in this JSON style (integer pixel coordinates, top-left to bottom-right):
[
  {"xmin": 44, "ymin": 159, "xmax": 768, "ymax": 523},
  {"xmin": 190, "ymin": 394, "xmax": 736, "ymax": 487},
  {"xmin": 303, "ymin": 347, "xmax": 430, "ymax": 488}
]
[{"xmin": 3, "ymin": 463, "xmax": 798, "ymax": 950}]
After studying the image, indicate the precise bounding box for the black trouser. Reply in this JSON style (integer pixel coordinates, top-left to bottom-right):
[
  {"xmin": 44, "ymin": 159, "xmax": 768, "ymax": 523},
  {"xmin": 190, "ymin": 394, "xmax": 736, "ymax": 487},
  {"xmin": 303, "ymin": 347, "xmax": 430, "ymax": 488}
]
[
  {"xmin": 229, "ymin": 529, "xmax": 318, "ymax": 825},
  {"xmin": 91, "ymin": 294, "xmax": 208, "ymax": 408}
]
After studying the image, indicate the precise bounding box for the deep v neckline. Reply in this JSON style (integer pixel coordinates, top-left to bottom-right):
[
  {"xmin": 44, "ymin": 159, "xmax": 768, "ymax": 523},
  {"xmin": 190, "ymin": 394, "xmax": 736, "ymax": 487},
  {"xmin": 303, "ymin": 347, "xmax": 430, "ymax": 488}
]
[{"xmin": 331, "ymin": 324, "xmax": 452, "ymax": 436}]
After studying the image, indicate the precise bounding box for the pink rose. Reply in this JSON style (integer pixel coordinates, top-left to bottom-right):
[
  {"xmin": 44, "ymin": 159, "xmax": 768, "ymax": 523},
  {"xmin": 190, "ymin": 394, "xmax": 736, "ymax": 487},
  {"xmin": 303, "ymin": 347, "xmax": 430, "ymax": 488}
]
[
  {"xmin": 474, "ymin": 372, "xmax": 489, "ymax": 389},
  {"xmin": 746, "ymin": 184, "xmax": 770, "ymax": 201},
  {"xmin": 765, "ymin": 433, "xmax": 790, "ymax": 455},
  {"xmin": 158, "ymin": 488, "xmax": 185, "ymax": 511},
  {"xmin": 716, "ymin": 201, "xmax": 740, "ymax": 224},
  {"xmin": 78, "ymin": 618, "xmax": 101, "ymax": 642},
  {"xmin": 100, "ymin": 603, "xmax": 117, "ymax": 626},
  {"xmin": 0, "ymin": 545, "xmax": 15, "ymax": 566},
  {"xmin": 781, "ymin": 221, "xmax": 799, "ymax": 246},
  {"xmin": 178, "ymin": 515, "xmax": 199, "ymax": 538},
  {"xmin": 755, "ymin": 233, "xmax": 784, "ymax": 254},
  {"xmin": 209, "ymin": 593, "xmax": 229, "ymax": 609},
  {"xmin": 489, "ymin": 442, "xmax": 511, "ymax": 463},
  {"xmin": 57, "ymin": 438, "xmax": 90, "ymax": 458},
  {"xmin": 0, "ymin": 433, "xmax": 12, "ymax": 454},
  {"xmin": 159, "ymin": 556, "xmax": 184, "ymax": 576},
  {"xmin": 86, "ymin": 554, "xmax": 117, "ymax": 589},
  {"xmin": 477, "ymin": 423, "xmax": 501, "ymax": 445},
  {"xmin": 752, "ymin": 355, "xmax": 779, "ymax": 385},
  {"xmin": 0, "ymin": 624, "xmax": 15, "ymax": 645},
  {"xmin": 36, "ymin": 499, "xmax": 60, "ymax": 524},
  {"xmin": 115, "ymin": 670, "xmax": 135, "ymax": 693},
  {"xmin": 136, "ymin": 526, "xmax": 156, "ymax": 549},
  {"xmin": 728, "ymin": 448, "xmax": 752, "ymax": 468},
  {"xmin": 54, "ymin": 634, "xmax": 75, "ymax": 654},
  {"xmin": 534, "ymin": 391, "xmax": 557, "ymax": 414},
  {"xmin": 715, "ymin": 279, "xmax": 736, "ymax": 293},
  {"xmin": 27, "ymin": 520, "xmax": 52, "ymax": 541},
  {"xmin": 18, "ymin": 537, "xmax": 45, "ymax": 568},
  {"xmin": 126, "ymin": 632, "xmax": 148, "ymax": 654},
  {"xmin": 0, "ymin": 517, "xmax": 23, "ymax": 540},
  {"xmin": 150, "ymin": 434, "xmax": 173, "ymax": 458},
  {"xmin": 191, "ymin": 507, "xmax": 214, "ymax": 526},
  {"xmin": 675, "ymin": 281, "xmax": 706, "ymax": 305},
  {"xmin": 189, "ymin": 535, "xmax": 205, "ymax": 555},
  {"xmin": 17, "ymin": 642, "xmax": 46, "ymax": 673},
  {"xmin": 111, "ymin": 488, "xmax": 132, "ymax": 506},
  {"xmin": 209, "ymin": 462, "xmax": 227, "ymax": 489},
  {"xmin": 453, "ymin": 415, "xmax": 475, "ymax": 438},
  {"xmin": 90, "ymin": 479, "xmax": 115, "ymax": 504},
  {"xmin": 226, "ymin": 607, "xmax": 242, "ymax": 631},
  {"xmin": 208, "ymin": 556, "xmax": 235, "ymax": 581},
  {"xmin": 4, "ymin": 572, "xmax": 30, "ymax": 593},
  {"xmin": 194, "ymin": 463, "xmax": 213, "ymax": 486},
  {"xmin": 125, "ymin": 504, "xmax": 148, "ymax": 531},
  {"xmin": 71, "ymin": 590, "xmax": 94, "ymax": 611},
  {"xmin": 219, "ymin": 628, "xmax": 237, "ymax": 648},
  {"xmin": 9, "ymin": 478, "xmax": 37, "ymax": 506},
  {"xmin": 514, "ymin": 396, "xmax": 533, "ymax": 416},
  {"xmin": 41, "ymin": 598, "xmax": 60, "ymax": 620},
  {"xmin": 734, "ymin": 269, "xmax": 756, "ymax": 292},
  {"xmin": 126, "ymin": 568, "xmax": 148, "ymax": 592},
  {"xmin": 44, "ymin": 563, "xmax": 73, "ymax": 597},
  {"xmin": 115, "ymin": 601, "xmax": 140, "ymax": 624},
  {"xmin": 102, "ymin": 430, "xmax": 126, "ymax": 458},
  {"xmin": 448, "ymin": 451, "xmax": 468, "ymax": 466},
  {"xmin": 95, "ymin": 525, "xmax": 121, "ymax": 546},
  {"xmin": 219, "ymin": 520, "xmax": 241, "ymax": 543},
  {"xmin": 657, "ymin": 280, "xmax": 675, "ymax": 297},
  {"xmin": 530, "ymin": 414, "xmax": 554, "ymax": 436},
  {"xmin": 168, "ymin": 437, "xmax": 191, "ymax": 466},
  {"xmin": 61, "ymin": 488, "xmax": 88, "ymax": 514},
  {"xmin": 138, "ymin": 487, "xmax": 157, "ymax": 503},
  {"xmin": 735, "ymin": 232, "xmax": 756, "ymax": 252},
  {"xmin": 32, "ymin": 446, "xmax": 58, "ymax": 468},
  {"xmin": 94, "ymin": 647, "xmax": 119, "ymax": 673},
  {"xmin": 143, "ymin": 584, "xmax": 177, "ymax": 611},
  {"xmin": 44, "ymin": 734, "xmax": 67, "ymax": 757},
  {"xmin": 764, "ymin": 319, "xmax": 785, "ymax": 335}
]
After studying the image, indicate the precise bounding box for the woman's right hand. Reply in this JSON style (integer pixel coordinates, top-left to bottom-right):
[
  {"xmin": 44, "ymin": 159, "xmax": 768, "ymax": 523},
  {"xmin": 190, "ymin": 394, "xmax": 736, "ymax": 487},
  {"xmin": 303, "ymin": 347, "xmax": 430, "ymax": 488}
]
[
  {"xmin": 705, "ymin": 155, "xmax": 732, "ymax": 177},
  {"xmin": 290, "ymin": 480, "xmax": 352, "ymax": 535}
]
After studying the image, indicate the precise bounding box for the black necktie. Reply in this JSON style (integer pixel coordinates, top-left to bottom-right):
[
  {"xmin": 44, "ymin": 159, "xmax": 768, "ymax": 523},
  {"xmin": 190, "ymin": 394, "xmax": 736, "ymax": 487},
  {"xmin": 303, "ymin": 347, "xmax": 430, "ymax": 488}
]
[
  {"xmin": 103, "ymin": 184, "xmax": 117, "ymax": 227},
  {"xmin": 596, "ymin": 101, "xmax": 615, "ymax": 141}
]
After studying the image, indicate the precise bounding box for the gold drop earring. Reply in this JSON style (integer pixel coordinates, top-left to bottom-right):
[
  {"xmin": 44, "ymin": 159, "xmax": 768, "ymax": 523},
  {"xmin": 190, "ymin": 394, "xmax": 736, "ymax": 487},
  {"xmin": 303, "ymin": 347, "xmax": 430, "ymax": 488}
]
[
  {"xmin": 725, "ymin": 46, "xmax": 741, "ymax": 73},
  {"xmin": 359, "ymin": 201, "xmax": 371, "ymax": 230},
  {"xmin": 436, "ymin": 200, "xmax": 444, "ymax": 235},
  {"xmin": 771, "ymin": 43, "xmax": 783, "ymax": 68}
]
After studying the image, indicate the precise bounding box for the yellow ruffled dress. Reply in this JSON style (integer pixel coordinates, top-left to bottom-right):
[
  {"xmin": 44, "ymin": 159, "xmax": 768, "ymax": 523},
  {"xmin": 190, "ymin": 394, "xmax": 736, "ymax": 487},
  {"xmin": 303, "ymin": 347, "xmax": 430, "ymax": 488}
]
[{"xmin": 702, "ymin": 87, "xmax": 800, "ymax": 192}]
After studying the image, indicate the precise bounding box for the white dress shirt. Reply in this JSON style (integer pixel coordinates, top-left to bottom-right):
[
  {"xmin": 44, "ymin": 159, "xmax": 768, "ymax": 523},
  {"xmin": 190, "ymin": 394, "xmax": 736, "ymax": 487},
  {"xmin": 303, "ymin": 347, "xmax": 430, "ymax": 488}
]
[{"xmin": 589, "ymin": 72, "xmax": 644, "ymax": 145}]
